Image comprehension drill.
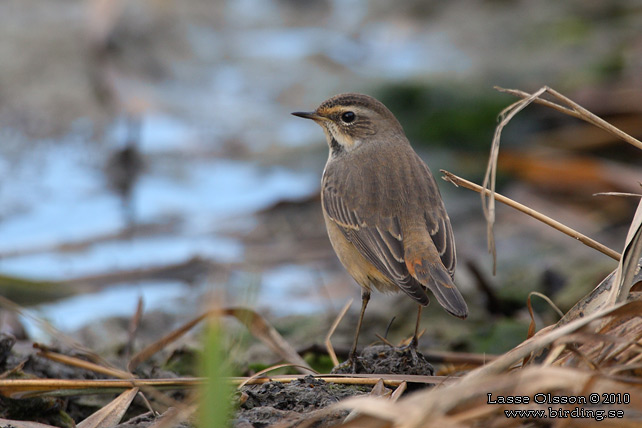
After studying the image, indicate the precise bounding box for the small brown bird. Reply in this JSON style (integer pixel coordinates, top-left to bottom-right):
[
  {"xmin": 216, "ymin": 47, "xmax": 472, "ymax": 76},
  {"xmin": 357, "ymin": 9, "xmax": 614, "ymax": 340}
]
[{"xmin": 293, "ymin": 93, "xmax": 467, "ymax": 363}]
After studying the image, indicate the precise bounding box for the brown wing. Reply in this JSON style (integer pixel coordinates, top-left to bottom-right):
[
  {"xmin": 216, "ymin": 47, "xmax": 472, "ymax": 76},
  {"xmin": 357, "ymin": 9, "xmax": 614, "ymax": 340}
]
[
  {"xmin": 421, "ymin": 165, "xmax": 456, "ymax": 278},
  {"xmin": 322, "ymin": 166, "xmax": 430, "ymax": 305},
  {"xmin": 322, "ymin": 145, "xmax": 466, "ymax": 318},
  {"xmin": 403, "ymin": 158, "xmax": 466, "ymax": 318}
]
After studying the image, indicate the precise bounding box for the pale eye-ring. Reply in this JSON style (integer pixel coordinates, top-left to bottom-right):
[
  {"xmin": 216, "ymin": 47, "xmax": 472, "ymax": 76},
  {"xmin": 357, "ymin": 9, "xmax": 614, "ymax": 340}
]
[{"xmin": 340, "ymin": 111, "xmax": 356, "ymax": 124}]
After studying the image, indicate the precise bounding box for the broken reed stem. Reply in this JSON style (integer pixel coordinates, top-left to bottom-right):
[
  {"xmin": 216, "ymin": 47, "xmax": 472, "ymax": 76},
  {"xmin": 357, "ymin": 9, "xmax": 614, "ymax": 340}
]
[
  {"xmin": 325, "ymin": 298, "xmax": 353, "ymax": 367},
  {"xmin": 238, "ymin": 363, "xmax": 319, "ymax": 389},
  {"xmin": 37, "ymin": 349, "xmax": 133, "ymax": 379},
  {"xmin": 441, "ymin": 170, "xmax": 621, "ymax": 262},
  {"xmin": 0, "ymin": 378, "xmax": 202, "ymax": 399},
  {"xmin": 0, "ymin": 374, "xmax": 454, "ymax": 399},
  {"xmin": 496, "ymin": 86, "xmax": 642, "ymax": 152},
  {"xmin": 232, "ymin": 374, "xmax": 455, "ymax": 387},
  {"xmin": 482, "ymin": 86, "xmax": 550, "ymax": 274},
  {"xmin": 236, "ymin": 376, "xmax": 406, "ymax": 387},
  {"xmin": 128, "ymin": 310, "xmax": 211, "ymax": 372}
]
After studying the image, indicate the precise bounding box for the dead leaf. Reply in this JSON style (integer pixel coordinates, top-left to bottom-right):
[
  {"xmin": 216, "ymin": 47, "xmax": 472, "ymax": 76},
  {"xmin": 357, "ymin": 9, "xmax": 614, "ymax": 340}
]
[
  {"xmin": 224, "ymin": 307, "xmax": 314, "ymax": 374},
  {"xmin": 77, "ymin": 388, "xmax": 139, "ymax": 428},
  {"xmin": 128, "ymin": 311, "xmax": 209, "ymax": 372},
  {"xmin": 610, "ymin": 198, "xmax": 642, "ymax": 305}
]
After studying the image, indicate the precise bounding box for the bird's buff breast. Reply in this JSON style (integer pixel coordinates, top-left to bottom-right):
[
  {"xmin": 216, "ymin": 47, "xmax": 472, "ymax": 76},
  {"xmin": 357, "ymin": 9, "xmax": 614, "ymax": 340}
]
[{"xmin": 322, "ymin": 211, "xmax": 398, "ymax": 294}]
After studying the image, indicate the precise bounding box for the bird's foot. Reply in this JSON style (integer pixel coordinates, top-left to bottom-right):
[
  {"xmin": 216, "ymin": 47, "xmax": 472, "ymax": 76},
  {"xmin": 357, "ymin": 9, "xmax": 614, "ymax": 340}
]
[
  {"xmin": 397, "ymin": 340, "xmax": 420, "ymax": 366},
  {"xmin": 332, "ymin": 352, "xmax": 363, "ymax": 374}
]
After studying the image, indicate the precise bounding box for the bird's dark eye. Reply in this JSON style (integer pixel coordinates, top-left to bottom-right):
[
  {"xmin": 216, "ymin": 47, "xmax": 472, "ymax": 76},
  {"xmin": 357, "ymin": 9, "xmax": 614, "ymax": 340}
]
[{"xmin": 340, "ymin": 111, "xmax": 356, "ymax": 123}]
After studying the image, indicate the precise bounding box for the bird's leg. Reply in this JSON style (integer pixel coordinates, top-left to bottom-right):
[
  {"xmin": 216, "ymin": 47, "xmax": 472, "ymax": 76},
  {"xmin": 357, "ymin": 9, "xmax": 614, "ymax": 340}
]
[
  {"xmin": 411, "ymin": 304, "xmax": 423, "ymax": 348},
  {"xmin": 399, "ymin": 304, "xmax": 423, "ymax": 366},
  {"xmin": 348, "ymin": 289, "xmax": 370, "ymax": 369}
]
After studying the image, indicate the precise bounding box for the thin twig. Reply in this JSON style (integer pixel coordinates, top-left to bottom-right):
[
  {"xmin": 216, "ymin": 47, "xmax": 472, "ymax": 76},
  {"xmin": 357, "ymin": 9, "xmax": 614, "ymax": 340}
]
[
  {"xmin": 482, "ymin": 86, "xmax": 549, "ymax": 274},
  {"xmin": 421, "ymin": 350, "xmax": 497, "ymax": 365},
  {"xmin": 496, "ymin": 87, "xmax": 580, "ymax": 119},
  {"xmin": 528, "ymin": 292, "xmax": 564, "ymax": 318},
  {"xmin": 0, "ymin": 378, "xmax": 202, "ymax": 399},
  {"xmin": 441, "ymin": 170, "xmax": 621, "ymax": 261},
  {"xmin": 125, "ymin": 296, "xmax": 144, "ymax": 362},
  {"xmin": 594, "ymin": 192, "xmax": 642, "ymax": 198},
  {"xmin": 128, "ymin": 311, "xmax": 211, "ymax": 372},
  {"xmin": 496, "ymin": 86, "xmax": 642, "ymax": 151},
  {"xmin": 231, "ymin": 374, "xmax": 454, "ymax": 387},
  {"xmin": 36, "ymin": 348, "xmax": 133, "ymax": 379},
  {"xmin": 325, "ymin": 298, "xmax": 353, "ymax": 367},
  {"xmin": 238, "ymin": 363, "xmax": 319, "ymax": 389},
  {"xmin": 374, "ymin": 334, "xmax": 395, "ymax": 347}
]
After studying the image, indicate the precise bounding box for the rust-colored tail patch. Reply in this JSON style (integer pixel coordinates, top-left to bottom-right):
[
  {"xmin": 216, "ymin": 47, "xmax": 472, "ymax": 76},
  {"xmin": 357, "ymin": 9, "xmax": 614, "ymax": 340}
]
[{"xmin": 406, "ymin": 258, "xmax": 468, "ymax": 319}]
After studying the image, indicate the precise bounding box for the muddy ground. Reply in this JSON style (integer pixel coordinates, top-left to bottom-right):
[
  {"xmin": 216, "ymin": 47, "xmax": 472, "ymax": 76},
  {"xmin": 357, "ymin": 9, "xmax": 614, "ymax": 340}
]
[{"xmin": 0, "ymin": 331, "xmax": 442, "ymax": 427}]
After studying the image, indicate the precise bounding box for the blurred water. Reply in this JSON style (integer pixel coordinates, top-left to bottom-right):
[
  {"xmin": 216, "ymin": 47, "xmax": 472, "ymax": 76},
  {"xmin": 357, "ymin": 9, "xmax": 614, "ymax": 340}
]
[
  {"xmin": 1, "ymin": 236, "xmax": 243, "ymax": 281},
  {"xmin": 0, "ymin": 0, "xmax": 475, "ymax": 337},
  {"xmin": 22, "ymin": 280, "xmax": 191, "ymax": 338},
  {"xmin": 260, "ymin": 264, "xmax": 331, "ymax": 315},
  {"xmin": 0, "ymin": 113, "xmax": 320, "ymax": 336}
]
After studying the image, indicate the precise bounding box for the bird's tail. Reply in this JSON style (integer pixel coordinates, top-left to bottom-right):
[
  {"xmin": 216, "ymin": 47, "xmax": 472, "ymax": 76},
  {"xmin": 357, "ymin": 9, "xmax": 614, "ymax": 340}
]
[{"xmin": 406, "ymin": 257, "xmax": 468, "ymax": 319}]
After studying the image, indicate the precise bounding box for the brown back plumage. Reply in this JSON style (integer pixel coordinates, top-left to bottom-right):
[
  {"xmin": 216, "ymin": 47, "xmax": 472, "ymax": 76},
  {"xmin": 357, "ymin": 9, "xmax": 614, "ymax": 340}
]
[{"xmin": 322, "ymin": 136, "xmax": 467, "ymax": 318}]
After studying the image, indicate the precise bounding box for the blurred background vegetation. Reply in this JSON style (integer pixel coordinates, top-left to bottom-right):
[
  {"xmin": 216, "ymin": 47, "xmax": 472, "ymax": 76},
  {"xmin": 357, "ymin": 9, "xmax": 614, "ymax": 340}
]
[{"xmin": 0, "ymin": 0, "xmax": 641, "ymax": 365}]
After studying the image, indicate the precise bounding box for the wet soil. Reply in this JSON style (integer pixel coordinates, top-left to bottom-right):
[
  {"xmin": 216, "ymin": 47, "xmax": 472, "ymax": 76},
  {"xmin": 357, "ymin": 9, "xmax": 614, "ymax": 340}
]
[
  {"xmin": 332, "ymin": 345, "xmax": 434, "ymax": 376},
  {"xmin": 0, "ymin": 331, "xmax": 435, "ymax": 427},
  {"xmin": 236, "ymin": 375, "xmax": 370, "ymax": 428}
]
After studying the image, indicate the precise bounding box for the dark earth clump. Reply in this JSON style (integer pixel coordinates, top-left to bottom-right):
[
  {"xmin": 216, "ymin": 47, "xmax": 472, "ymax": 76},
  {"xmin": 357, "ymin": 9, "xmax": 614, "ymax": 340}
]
[
  {"xmin": 0, "ymin": 333, "xmax": 432, "ymax": 427},
  {"xmin": 235, "ymin": 375, "xmax": 370, "ymax": 427},
  {"xmin": 332, "ymin": 345, "xmax": 434, "ymax": 375},
  {"xmin": 112, "ymin": 411, "xmax": 192, "ymax": 428}
]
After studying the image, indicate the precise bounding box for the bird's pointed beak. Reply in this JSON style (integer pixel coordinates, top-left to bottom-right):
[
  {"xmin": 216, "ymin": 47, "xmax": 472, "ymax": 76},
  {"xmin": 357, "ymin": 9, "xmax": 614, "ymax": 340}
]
[{"xmin": 291, "ymin": 111, "xmax": 327, "ymax": 122}]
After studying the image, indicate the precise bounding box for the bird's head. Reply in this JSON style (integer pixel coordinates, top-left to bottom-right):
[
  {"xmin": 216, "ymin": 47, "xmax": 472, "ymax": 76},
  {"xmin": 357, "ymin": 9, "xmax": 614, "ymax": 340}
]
[{"xmin": 292, "ymin": 93, "xmax": 403, "ymax": 154}]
